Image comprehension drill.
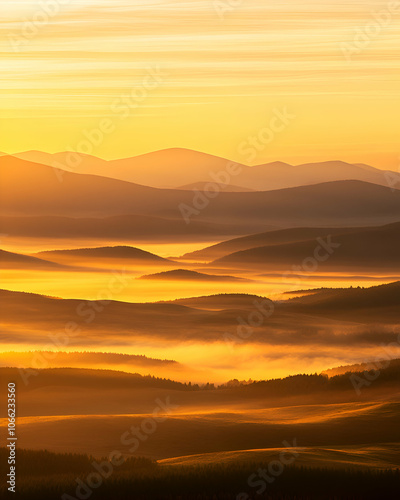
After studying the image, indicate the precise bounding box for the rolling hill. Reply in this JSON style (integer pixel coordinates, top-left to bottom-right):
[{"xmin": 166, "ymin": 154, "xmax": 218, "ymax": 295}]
[
  {"xmin": 138, "ymin": 269, "xmax": 246, "ymax": 281},
  {"xmin": 213, "ymin": 222, "xmax": 400, "ymax": 271},
  {"xmin": 0, "ymin": 365, "xmax": 399, "ymax": 467},
  {"xmin": 1, "ymin": 282, "xmax": 399, "ymax": 348},
  {"xmin": 2, "ymin": 156, "xmax": 400, "ymax": 229},
  {"xmin": 180, "ymin": 225, "xmax": 365, "ymax": 262},
  {"xmin": 35, "ymin": 245, "xmax": 172, "ymax": 264},
  {"xmin": 14, "ymin": 149, "xmax": 400, "ymax": 191},
  {"xmin": 14, "ymin": 148, "xmax": 238, "ymax": 188},
  {"xmin": 281, "ymin": 280, "xmax": 400, "ymax": 312},
  {"xmin": 235, "ymin": 159, "xmax": 400, "ymax": 191},
  {"xmin": 177, "ymin": 182, "xmax": 255, "ymax": 192},
  {"xmin": 0, "ymin": 249, "xmax": 64, "ymax": 269},
  {"xmin": 0, "ymin": 214, "xmax": 247, "ymax": 241},
  {"xmin": 167, "ymin": 293, "xmax": 268, "ymax": 310},
  {"xmin": 0, "ymin": 350, "xmax": 183, "ymax": 381},
  {"xmin": 0, "ymin": 350, "xmax": 177, "ymax": 368}
]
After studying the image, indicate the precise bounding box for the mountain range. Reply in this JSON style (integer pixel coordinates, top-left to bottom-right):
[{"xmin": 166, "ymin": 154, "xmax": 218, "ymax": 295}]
[
  {"xmin": 2, "ymin": 156, "xmax": 400, "ymax": 232},
  {"xmin": 13, "ymin": 148, "xmax": 400, "ymax": 191}
]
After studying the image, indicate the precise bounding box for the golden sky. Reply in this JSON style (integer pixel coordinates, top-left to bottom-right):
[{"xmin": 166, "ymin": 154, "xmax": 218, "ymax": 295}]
[{"xmin": 1, "ymin": 0, "xmax": 400, "ymax": 168}]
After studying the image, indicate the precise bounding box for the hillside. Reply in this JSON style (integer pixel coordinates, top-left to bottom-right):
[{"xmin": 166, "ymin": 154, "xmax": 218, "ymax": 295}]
[
  {"xmin": 0, "ymin": 214, "xmax": 246, "ymax": 241},
  {"xmin": 180, "ymin": 225, "xmax": 365, "ymax": 261},
  {"xmin": 35, "ymin": 245, "xmax": 172, "ymax": 263},
  {"xmin": 139, "ymin": 269, "xmax": 246, "ymax": 281},
  {"xmin": 1, "ymin": 282, "xmax": 399, "ymax": 350},
  {"xmin": 2, "ymin": 156, "xmax": 400, "ymax": 229},
  {"xmin": 14, "ymin": 150, "xmax": 400, "ymax": 191},
  {"xmin": 213, "ymin": 222, "xmax": 400, "ymax": 270},
  {"xmin": 0, "ymin": 249, "xmax": 63, "ymax": 269}
]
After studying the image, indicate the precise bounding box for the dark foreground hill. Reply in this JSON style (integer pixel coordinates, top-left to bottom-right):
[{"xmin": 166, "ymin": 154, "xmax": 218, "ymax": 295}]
[{"xmin": 0, "ymin": 447, "xmax": 398, "ymax": 500}]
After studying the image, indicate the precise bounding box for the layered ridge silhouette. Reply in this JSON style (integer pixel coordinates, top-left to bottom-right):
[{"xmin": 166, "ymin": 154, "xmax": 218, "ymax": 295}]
[
  {"xmin": 1, "ymin": 282, "xmax": 399, "ymax": 346},
  {"xmin": 0, "ymin": 214, "xmax": 247, "ymax": 241},
  {"xmin": 180, "ymin": 225, "xmax": 369, "ymax": 261},
  {"xmin": 1, "ymin": 364, "xmax": 399, "ymax": 462},
  {"xmin": 138, "ymin": 269, "xmax": 247, "ymax": 281},
  {"xmin": 0, "ymin": 249, "xmax": 64, "ymax": 269},
  {"xmin": 35, "ymin": 246, "xmax": 173, "ymax": 264},
  {"xmin": 2, "ymin": 156, "xmax": 400, "ymax": 230},
  {"xmin": 14, "ymin": 149, "xmax": 400, "ymax": 191},
  {"xmin": 212, "ymin": 222, "xmax": 400, "ymax": 271}
]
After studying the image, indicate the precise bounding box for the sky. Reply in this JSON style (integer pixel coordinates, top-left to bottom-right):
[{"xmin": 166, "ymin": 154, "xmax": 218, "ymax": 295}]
[{"xmin": 1, "ymin": 0, "xmax": 400, "ymax": 168}]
